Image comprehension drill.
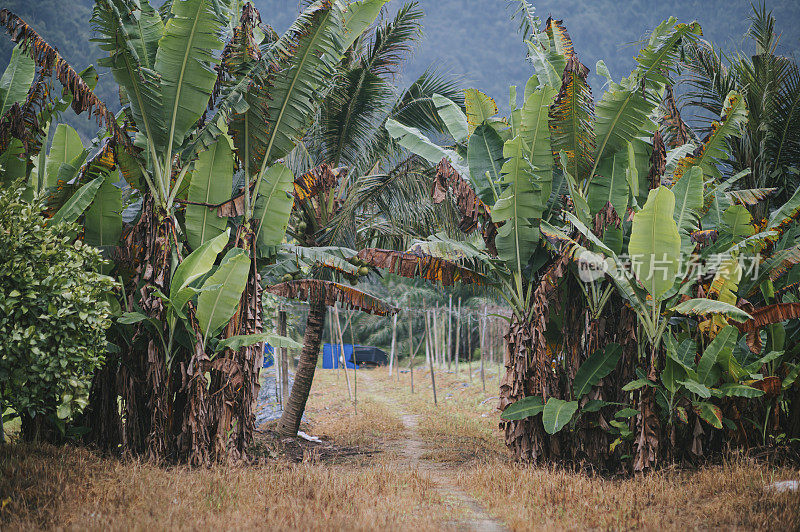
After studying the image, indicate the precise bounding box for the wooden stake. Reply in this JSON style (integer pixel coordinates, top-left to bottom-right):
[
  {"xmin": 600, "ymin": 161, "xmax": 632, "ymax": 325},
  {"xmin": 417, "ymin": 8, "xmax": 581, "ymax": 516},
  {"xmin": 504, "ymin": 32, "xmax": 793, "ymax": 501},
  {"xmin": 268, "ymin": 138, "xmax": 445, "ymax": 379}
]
[
  {"xmin": 447, "ymin": 295, "xmax": 453, "ymax": 371},
  {"xmin": 408, "ymin": 314, "xmax": 414, "ymax": 394},
  {"xmin": 333, "ymin": 305, "xmax": 352, "ymax": 402},
  {"xmin": 425, "ymin": 309, "xmax": 437, "ymax": 405},
  {"xmin": 480, "ymin": 307, "xmax": 487, "ymax": 392},
  {"xmin": 389, "ymin": 313, "xmax": 397, "ymax": 376},
  {"xmin": 278, "ymin": 309, "xmax": 288, "ymax": 409},
  {"xmin": 454, "ymin": 297, "xmax": 461, "ymax": 375}
]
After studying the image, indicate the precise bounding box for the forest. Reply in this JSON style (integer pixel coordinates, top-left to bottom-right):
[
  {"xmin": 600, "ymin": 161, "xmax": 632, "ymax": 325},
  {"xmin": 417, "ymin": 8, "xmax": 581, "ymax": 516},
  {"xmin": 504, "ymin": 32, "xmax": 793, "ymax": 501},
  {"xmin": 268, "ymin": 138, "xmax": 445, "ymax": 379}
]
[{"xmin": 0, "ymin": 0, "xmax": 799, "ymax": 529}]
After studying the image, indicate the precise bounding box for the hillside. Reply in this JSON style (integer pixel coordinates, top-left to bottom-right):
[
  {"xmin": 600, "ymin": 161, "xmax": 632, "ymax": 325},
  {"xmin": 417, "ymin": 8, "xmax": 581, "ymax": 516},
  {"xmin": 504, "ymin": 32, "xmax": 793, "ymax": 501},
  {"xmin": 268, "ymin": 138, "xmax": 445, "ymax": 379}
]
[{"xmin": 2, "ymin": 0, "xmax": 799, "ymax": 139}]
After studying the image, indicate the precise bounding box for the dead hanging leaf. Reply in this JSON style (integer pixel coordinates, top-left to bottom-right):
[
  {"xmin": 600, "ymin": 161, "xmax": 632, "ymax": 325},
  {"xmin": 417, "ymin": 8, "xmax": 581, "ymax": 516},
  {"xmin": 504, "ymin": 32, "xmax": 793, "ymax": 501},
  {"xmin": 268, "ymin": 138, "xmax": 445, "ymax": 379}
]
[
  {"xmin": 691, "ymin": 229, "xmax": 719, "ymax": 246},
  {"xmin": 633, "ymin": 386, "xmax": 660, "ymax": 472},
  {"xmin": 204, "ymin": 358, "xmax": 244, "ymax": 388},
  {"xmin": 768, "ymin": 246, "xmax": 800, "ymax": 282},
  {"xmin": 648, "ymin": 130, "xmax": 667, "ymax": 189},
  {"xmin": 662, "ymin": 85, "xmax": 690, "ymax": 147},
  {"xmin": 44, "ymin": 136, "xmax": 118, "ymax": 218},
  {"xmin": 265, "ymin": 279, "xmax": 397, "ymax": 316},
  {"xmin": 357, "ymin": 248, "xmax": 489, "ymax": 287},
  {"xmin": 0, "ymin": 9, "xmax": 131, "ymax": 149},
  {"xmin": 746, "ymin": 331, "xmax": 762, "ymax": 354},
  {"xmin": 294, "ymin": 164, "xmax": 344, "ymax": 202},
  {"xmin": 544, "ymin": 17, "xmax": 575, "ymax": 59},
  {"xmin": 751, "ymin": 376, "xmax": 781, "ymax": 397},
  {"xmin": 433, "ymin": 159, "xmax": 498, "ymax": 255},
  {"xmin": 734, "ymin": 302, "xmax": 800, "ymax": 334},
  {"xmin": 690, "ymin": 417, "xmax": 705, "ymax": 456},
  {"xmin": 213, "ymin": 179, "xmax": 257, "ymax": 217},
  {"xmin": 0, "ymin": 69, "xmax": 50, "ymax": 155}
]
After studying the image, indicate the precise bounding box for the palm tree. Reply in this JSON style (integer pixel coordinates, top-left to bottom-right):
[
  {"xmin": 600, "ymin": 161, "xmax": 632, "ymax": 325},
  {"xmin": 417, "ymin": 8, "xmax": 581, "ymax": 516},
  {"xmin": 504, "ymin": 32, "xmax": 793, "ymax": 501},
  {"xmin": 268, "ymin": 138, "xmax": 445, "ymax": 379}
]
[
  {"xmin": 682, "ymin": 2, "xmax": 800, "ymax": 214},
  {"xmin": 266, "ymin": 2, "xmax": 468, "ymax": 436}
]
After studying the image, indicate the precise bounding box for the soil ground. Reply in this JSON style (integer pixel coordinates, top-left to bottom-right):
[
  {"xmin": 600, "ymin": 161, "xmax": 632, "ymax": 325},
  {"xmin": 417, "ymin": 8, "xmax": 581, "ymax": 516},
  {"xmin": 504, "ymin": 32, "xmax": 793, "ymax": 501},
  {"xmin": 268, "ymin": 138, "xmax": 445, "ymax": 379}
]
[{"xmin": 1, "ymin": 362, "xmax": 799, "ymax": 530}]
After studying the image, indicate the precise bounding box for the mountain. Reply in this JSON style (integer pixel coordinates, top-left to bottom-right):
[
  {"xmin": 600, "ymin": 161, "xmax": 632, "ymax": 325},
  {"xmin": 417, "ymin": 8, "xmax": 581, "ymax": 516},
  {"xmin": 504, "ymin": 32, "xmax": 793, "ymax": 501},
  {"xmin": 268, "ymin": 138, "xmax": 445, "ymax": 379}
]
[{"xmin": 2, "ymin": 0, "xmax": 799, "ymax": 139}]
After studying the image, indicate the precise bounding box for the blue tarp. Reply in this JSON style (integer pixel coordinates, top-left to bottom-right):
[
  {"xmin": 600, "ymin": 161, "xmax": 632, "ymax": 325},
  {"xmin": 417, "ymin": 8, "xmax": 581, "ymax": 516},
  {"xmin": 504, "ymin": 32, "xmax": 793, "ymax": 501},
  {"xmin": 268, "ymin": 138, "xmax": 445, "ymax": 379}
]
[
  {"xmin": 322, "ymin": 343, "xmax": 357, "ymax": 369},
  {"xmin": 263, "ymin": 343, "xmax": 274, "ymax": 368},
  {"xmin": 322, "ymin": 344, "xmax": 389, "ymax": 368}
]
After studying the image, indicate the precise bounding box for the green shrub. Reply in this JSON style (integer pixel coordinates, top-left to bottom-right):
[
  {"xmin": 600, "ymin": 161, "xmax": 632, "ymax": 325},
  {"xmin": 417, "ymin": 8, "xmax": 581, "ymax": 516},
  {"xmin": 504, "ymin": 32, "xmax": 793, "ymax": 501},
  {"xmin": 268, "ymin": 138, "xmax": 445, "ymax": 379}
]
[{"xmin": 0, "ymin": 183, "xmax": 115, "ymax": 436}]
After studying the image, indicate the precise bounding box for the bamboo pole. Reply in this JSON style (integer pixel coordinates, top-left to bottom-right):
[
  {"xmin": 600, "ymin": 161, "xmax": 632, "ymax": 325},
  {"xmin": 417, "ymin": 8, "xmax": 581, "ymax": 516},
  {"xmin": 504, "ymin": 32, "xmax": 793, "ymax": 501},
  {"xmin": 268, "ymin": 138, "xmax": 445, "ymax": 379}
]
[
  {"xmin": 333, "ymin": 305, "xmax": 352, "ymax": 402},
  {"xmin": 273, "ymin": 310, "xmax": 281, "ymax": 407},
  {"xmin": 388, "ymin": 313, "xmax": 397, "ymax": 376},
  {"xmin": 467, "ymin": 312, "xmax": 473, "ymax": 382},
  {"xmin": 348, "ymin": 309, "xmax": 357, "ymax": 414},
  {"xmin": 278, "ymin": 309, "xmax": 288, "ymax": 409},
  {"xmin": 328, "ymin": 308, "xmax": 339, "ymax": 382},
  {"xmin": 497, "ymin": 317, "xmax": 503, "ymax": 384},
  {"xmin": 480, "ymin": 307, "xmax": 487, "ymax": 391},
  {"xmin": 454, "ymin": 297, "xmax": 461, "ymax": 375},
  {"xmin": 425, "ymin": 309, "xmax": 437, "ymax": 405},
  {"xmin": 432, "ymin": 307, "xmax": 440, "ymax": 369},
  {"xmin": 447, "ymin": 295, "xmax": 453, "ymax": 371},
  {"xmin": 408, "ymin": 314, "xmax": 414, "ymax": 394}
]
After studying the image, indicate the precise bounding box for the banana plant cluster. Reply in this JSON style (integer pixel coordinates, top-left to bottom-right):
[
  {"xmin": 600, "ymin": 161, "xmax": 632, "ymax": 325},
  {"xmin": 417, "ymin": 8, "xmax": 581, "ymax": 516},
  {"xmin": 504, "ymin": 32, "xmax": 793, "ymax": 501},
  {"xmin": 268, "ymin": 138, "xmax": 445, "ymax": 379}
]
[
  {"xmin": 0, "ymin": 0, "xmax": 387, "ymax": 462},
  {"xmin": 378, "ymin": 2, "xmax": 800, "ymax": 470}
]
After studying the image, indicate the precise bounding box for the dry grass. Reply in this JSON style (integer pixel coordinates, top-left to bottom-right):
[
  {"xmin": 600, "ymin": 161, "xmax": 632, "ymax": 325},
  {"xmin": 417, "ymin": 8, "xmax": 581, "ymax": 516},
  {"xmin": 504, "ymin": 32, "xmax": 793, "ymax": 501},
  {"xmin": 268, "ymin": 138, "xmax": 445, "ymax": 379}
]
[
  {"xmin": 0, "ymin": 443, "xmax": 444, "ymax": 531},
  {"xmin": 456, "ymin": 456, "xmax": 800, "ymax": 531},
  {"xmin": 364, "ymin": 364, "xmax": 507, "ymax": 464},
  {"xmin": 2, "ymin": 363, "xmax": 799, "ymax": 531},
  {"xmin": 301, "ymin": 369, "xmax": 407, "ymax": 448},
  {"xmin": 310, "ymin": 398, "xmax": 406, "ymax": 448}
]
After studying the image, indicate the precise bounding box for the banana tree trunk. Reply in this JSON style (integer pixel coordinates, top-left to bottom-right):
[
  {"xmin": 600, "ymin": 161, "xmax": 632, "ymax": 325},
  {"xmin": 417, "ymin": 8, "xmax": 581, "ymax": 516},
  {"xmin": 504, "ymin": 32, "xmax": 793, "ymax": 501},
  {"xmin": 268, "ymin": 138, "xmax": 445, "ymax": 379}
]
[
  {"xmin": 500, "ymin": 258, "xmax": 567, "ymax": 462},
  {"xmin": 209, "ymin": 228, "xmax": 262, "ymax": 461},
  {"xmin": 278, "ymin": 301, "xmax": 326, "ymax": 437},
  {"xmin": 110, "ymin": 196, "xmax": 173, "ymax": 458},
  {"xmin": 84, "ymin": 358, "xmax": 121, "ymax": 450}
]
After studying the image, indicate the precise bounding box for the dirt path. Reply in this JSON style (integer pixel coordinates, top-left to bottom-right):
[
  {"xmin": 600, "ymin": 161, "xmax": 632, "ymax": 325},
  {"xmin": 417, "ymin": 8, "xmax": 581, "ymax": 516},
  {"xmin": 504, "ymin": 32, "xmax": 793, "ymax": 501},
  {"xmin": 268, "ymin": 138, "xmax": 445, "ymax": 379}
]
[{"xmin": 360, "ymin": 374, "xmax": 508, "ymax": 532}]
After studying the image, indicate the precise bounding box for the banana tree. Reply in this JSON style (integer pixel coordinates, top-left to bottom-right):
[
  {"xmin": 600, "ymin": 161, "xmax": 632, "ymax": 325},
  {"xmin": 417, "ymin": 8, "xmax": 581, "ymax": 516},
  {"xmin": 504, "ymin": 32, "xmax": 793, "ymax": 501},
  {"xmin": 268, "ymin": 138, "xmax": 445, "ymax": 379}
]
[
  {"xmin": 382, "ymin": 4, "xmax": 706, "ymax": 465},
  {"xmin": 0, "ymin": 0, "xmax": 384, "ymax": 462}
]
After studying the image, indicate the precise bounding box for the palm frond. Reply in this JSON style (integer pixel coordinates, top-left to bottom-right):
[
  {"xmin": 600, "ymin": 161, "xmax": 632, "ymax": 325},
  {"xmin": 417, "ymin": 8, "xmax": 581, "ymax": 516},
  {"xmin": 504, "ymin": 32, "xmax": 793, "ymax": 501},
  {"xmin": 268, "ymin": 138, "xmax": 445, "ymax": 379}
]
[{"xmin": 265, "ymin": 279, "xmax": 398, "ymax": 316}]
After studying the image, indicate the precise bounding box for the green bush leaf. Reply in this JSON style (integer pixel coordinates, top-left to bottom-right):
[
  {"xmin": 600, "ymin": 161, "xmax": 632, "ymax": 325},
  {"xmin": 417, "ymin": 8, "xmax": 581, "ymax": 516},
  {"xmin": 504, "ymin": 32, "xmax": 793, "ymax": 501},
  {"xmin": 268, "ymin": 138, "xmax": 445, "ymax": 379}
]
[
  {"xmin": 628, "ymin": 186, "xmax": 681, "ymax": 299},
  {"xmin": 170, "ymin": 230, "xmax": 230, "ymax": 312},
  {"xmin": 50, "ymin": 176, "xmax": 104, "ymax": 226},
  {"xmin": 697, "ymin": 325, "xmax": 737, "ymax": 385},
  {"xmin": 622, "ymin": 378, "xmax": 655, "ymax": 392}
]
